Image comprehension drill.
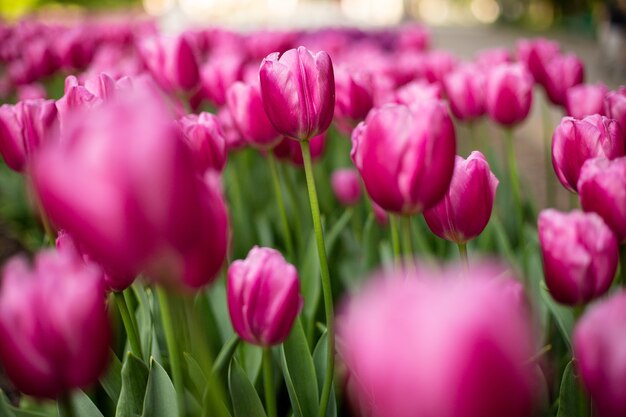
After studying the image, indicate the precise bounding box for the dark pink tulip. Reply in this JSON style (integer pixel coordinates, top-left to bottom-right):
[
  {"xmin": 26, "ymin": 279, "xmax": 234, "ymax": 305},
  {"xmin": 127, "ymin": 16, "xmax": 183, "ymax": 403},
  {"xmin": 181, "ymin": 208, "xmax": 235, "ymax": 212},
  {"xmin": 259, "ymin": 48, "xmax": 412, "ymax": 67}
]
[
  {"xmin": 55, "ymin": 27, "xmax": 95, "ymax": 70},
  {"xmin": 217, "ymin": 106, "xmax": 246, "ymax": 151},
  {"xmin": 331, "ymin": 169, "xmax": 361, "ymax": 206},
  {"xmin": 178, "ymin": 112, "xmax": 227, "ymax": 173},
  {"xmin": 396, "ymin": 24, "xmax": 430, "ymax": 51},
  {"xmin": 16, "ymin": 83, "xmax": 46, "ymax": 101},
  {"xmin": 226, "ymin": 81, "xmax": 281, "ymax": 150},
  {"xmin": 200, "ymin": 52, "xmax": 244, "ymax": 107},
  {"xmin": 574, "ymin": 291, "xmax": 626, "ymax": 417},
  {"xmin": 543, "ymin": 53, "xmax": 584, "ymax": 106},
  {"xmin": 227, "ymin": 246, "xmax": 303, "ymax": 346},
  {"xmin": 605, "ymin": 87, "xmax": 626, "ymax": 134},
  {"xmin": 424, "ymin": 151, "xmax": 498, "ymax": 243},
  {"xmin": 485, "ymin": 63, "xmax": 533, "ymax": 126},
  {"xmin": 138, "ymin": 34, "xmax": 199, "ymax": 93},
  {"xmin": 552, "ymin": 115, "xmax": 624, "ymax": 192},
  {"xmin": 443, "ymin": 64, "xmax": 486, "ymax": 121},
  {"xmin": 0, "ymin": 249, "xmax": 111, "ymax": 398},
  {"xmin": 273, "ymin": 132, "xmax": 326, "ymax": 165},
  {"xmin": 334, "ymin": 67, "xmax": 374, "ymax": 133},
  {"xmin": 566, "ymin": 83, "xmax": 608, "ymax": 119},
  {"xmin": 578, "ymin": 157, "xmax": 626, "ymax": 242},
  {"xmin": 393, "ymin": 80, "xmax": 442, "ymax": 111},
  {"xmin": 259, "ymin": 46, "xmax": 335, "ymax": 141},
  {"xmin": 474, "ymin": 47, "xmax": 511, "ymax": 70},
  {"xmin": 516, "ymin": 38, "xmax": 560, "ymax": 85},
  {"xmin": 538, "ymin": 209, "xmax": 618, "ymax": 305},
  {"xmin": 424, "ymin": 50, "xmax": 458, "ymax": 84},
  {"xmin": 338, "ymin": 264, "xmax": 537, "ymax": 417},
  {"xmin": 0, "ymin": 99, "xmax": 58, "ymax": 172},
  {"xmin": 350, "ymin": 102, "xmax": 456, "ymax": 215}
]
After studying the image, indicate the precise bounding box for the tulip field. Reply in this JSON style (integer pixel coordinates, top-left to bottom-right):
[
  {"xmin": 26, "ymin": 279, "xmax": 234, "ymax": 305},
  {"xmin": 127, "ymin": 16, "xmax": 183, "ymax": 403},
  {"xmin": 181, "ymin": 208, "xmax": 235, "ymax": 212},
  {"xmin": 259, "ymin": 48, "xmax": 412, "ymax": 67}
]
[{"xmin": 0, "ymin": 16, "xmax": 625, "ymax": 417}]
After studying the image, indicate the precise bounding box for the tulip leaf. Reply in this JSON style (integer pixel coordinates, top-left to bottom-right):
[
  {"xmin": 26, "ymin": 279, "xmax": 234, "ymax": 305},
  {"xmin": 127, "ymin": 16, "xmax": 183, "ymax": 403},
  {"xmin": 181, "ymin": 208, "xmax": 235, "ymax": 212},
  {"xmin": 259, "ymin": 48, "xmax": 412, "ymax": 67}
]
[
  {"xmin": 100, "ymin": 350, "xmax": 123, "ymax": 404},
  {"xmin": 228, "ymin": 359, "xmax": 267, "ymax": 417},
  {"xmin": 540, "ymin": 283, "xmax": 574, "ymax": 350},
  {"xmin": 300, "ymin": 232, "xmax": 321, "ymax": 323},
  {"xmin": 236, "ymin": 343, "xmax": 262, "ymax": 384},
  {"xmin": 0, "ymin": 391, "xmax": 16, "ymax": 417},
  {"xmin": 116, "ymin": 352, "xmax": 150, "ymax": 417},
  {"xmin": 58, "ymin": 390, "xmax": 104, "ymax": 417},
  {"xmin": 183, "ymin": 353, "xmax": 207, "ymax": 403},
  {"xmin": 141, "ymin": 359, "xmax": 179, "ymax": 417},
  {"xmin": 557, "ymin": 361, "xmax": 589, "ymax": 417},
  {"xmin": 312, "ymin": 331, "xmax": 337, "ymax": 417},
  {"xmin": 281, "ymin": 318, "xmax": 319, "ymax": 417},
  {"xmin": 326, "ymin": 209, "xmax": 353, "ymax": 254}
]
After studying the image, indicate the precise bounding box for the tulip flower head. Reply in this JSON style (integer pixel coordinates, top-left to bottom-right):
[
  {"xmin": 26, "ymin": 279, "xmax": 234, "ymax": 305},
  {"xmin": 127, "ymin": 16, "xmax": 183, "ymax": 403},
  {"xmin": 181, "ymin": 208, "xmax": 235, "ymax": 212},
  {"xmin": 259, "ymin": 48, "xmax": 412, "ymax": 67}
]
[
  {"xmin": 485, "ymin": 63, "xmax": 533, "ymax": 126},
  {"xmin": 177, "ymin": 112, "xmax": 227, "ymax": 173},
  {"xmin": 443, "ymin": 64, "xmax": 486, "ymax": 122},
  {"xmin": 566, "ymin": 83, "xmax": 608, "ymax": 119},
  {"xmin": 605, "ymin": 86, "xmax": 626, "ymax": 135},
  {"xmin": 331, "ymin": 168, "xmax": 362, "ymax": 206},
  {"xmin": 542, "ymin": 53, "xmax": 584, "ymax": 106},
  {"xmin": 516, "ymin": 38, "xmax": 560, "ymax": 85}
]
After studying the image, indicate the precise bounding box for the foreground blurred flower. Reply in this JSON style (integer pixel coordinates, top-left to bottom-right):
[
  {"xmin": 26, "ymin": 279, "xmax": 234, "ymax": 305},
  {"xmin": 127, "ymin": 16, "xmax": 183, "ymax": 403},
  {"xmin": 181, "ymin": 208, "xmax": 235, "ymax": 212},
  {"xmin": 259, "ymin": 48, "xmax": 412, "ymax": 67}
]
[
  {"xmin": 517, "ymin": 38, "xmax": 560, "ymax": 85},
  {"xmin": 177, "ymin": 112, "xmax": 227, "ymax": 173},
  {"xmin": 260, "ymin": 46, "xmax": 335, "ymax": 141},
  {"xmin": 227, "ymin": 246, "xmax": 302, "ymax": 346},
  {"xmin": 574, "ymin": 291, "xmax": 626, "ymax": 417},
  {"xmin": 485, "ymin": 63, "xmax": 533, "ymax": 126},
  {"xmin": 443, "ymin": 64, "xmax": 485, "ymax": 122},
  {"xmin": 338, "ymin": 264, "xmax": 537, "ymax": 417},
  {"xmin": 0, "ymin": 99, "xmax": 58, "ymax": 172},
  {"xmin": 605, "ymin": 86, "xmax": 626, "ymax": 134},
  {"xmin": 331, "ymin": 168, "xmax": 361, "ymax": 206},
  {"xmin": 424, "ymin": 151, "xmax": 498, "ymax": 244},
  {"xmin": 138, "ymin": 34, "xmax": 199, "ymax": 93},
  {"xmin": 552, "ymin": 115, "xmax": 624, "ymax": 192},
  {"xmin": 542, "ymin": 53, "xmax": 584, "ymax": 106},
  {"xmin": 538, "ymin": 209, "xmax": 618, "ymax": 305},
  {"xmin": 565, "ymin": 83, "xmax": 608, "ymax": 119},
  {"xmin": 578, "ymin": 157, "xmax": 626, "ymax": 242},
  {"xmin": 351, "ymin": 102, "xmax": 456, "ymax": 214},
  {"xmin": 0, "ymin": 249, "xmax": 110, "ymax": 398}
]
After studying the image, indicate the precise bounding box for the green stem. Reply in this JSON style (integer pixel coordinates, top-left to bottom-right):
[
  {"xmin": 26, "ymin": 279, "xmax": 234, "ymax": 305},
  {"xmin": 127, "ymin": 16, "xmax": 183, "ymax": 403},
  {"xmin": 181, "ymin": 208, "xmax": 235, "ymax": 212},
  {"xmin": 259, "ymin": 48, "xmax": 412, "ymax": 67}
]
[
  {"xmin": 299, "ymin": 140, "xmax": 335, "ymax": 417},
  {"xmin": 505, "ymin": 128, "xmax": 525, "ymax": 240},
  {"xmin": 401, "ymin": 216, "xmax": 414, "ymax": 259},
  {"xmin": 389, "ymin": 215, "xmax": 402, "ymax": 259},
  {"xmin": 114, "ymin": 291, "xmax": 143, "ymax": 358},
  {"xmin": 541, "ymin": 99, "xmax": 556, "ymax": 208},
  {"xmin": 58, "ymin": 394, "xmax": 75, "ymax": 417},
  {"xmin": 620, "ymin": 245, "xmax": 626, "ymax": 286},
  {"xmin": 263, "ymin": 348, "xmax": 277, "ymax": 417},
  {"xmin": 156, "ymin": 288, "xmax": 185, "ymax": 417},
  {"xmin": 458, "ymin": 243, "xmax": 469, "ymax": 269},
  {"xmin": 268, "ymin": 152, "xmax": 295, "ymax": 261},
  {"xmin": 212, "ymin": 335, "xmax": 240, "ymax": 374}
]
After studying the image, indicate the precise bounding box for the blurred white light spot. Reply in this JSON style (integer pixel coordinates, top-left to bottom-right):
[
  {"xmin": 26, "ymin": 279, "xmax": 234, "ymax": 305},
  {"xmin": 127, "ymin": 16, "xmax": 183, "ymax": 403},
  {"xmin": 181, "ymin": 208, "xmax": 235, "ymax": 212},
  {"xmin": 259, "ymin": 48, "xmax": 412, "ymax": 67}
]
[
  {"xmin": 470, "ymin": 0, "xmax": 500, "ymax": 23},
  {"xmin": 418, "ymin": 0, "xmax": 449, "ymax": 25},
  {"xmin": 267, "ymin": 0, "xmax": 299, "ymax": 18},
  {"xmin": 143, "ymin": 0, "xmax": 175, "ymax": 16},
  {"xmin": 341, "ymin": 0, "xmax": 404, "ymax": 26}
]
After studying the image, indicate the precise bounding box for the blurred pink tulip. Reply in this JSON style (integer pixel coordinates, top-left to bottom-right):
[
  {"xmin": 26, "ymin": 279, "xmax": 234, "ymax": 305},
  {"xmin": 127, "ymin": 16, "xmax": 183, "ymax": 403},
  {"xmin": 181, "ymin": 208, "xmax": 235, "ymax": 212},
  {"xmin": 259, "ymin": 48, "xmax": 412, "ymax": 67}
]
[
  {"xmin": 543, "ymin": 53, "xmax": 584, "ymax": 106},
  {"xmin": 200, "ymin": 52, "xmax": 244, "ymax": 106},
  {"xmin": 334, "ymin": 67, "xmax": 375, "ymax": 133},
  {"xmin": 331, "ymin": 168, "xmax": 362, "ymax": 206},
  {"xmin": 474, "ymin": 47, "xmax": 511, "ymax": 70},
  {"xmin": 138, "ymin": 34, "xmax": 199, "ymax": 93},
  {"xmin": 424, "ymin": 50, "xmax": 457, "ymax": 84},
  {"xmin": 517, "ymin": 38, "xmax": 560, "ymax": 85},
  {"xmin": 443, "ymin": 64, "xmax": 486, "ymax": 121},
  {"xmin": 178, "ymin": 112, "xmax": 227, "ymax": 173},
  {"xmin": 393, "ymin": 80, "xmax": 442, "ymax": 112},
  {"xmin": 217, "ymin": 106, "xmax": 246, "ymax": 151},
  {"xmin": 605, "ymin": 87, "xmax": 626, "ymax": 135},
  {"xmin": 566, "ymin": 83, "xmax": 608, "ymax": 119},
  {"xmin": 16, "ymin": 83, "xmax": 46, "ymax": 101},
  {"xmin": 485, "ymin": 63, "xmax": 533, "ymax": 126}
]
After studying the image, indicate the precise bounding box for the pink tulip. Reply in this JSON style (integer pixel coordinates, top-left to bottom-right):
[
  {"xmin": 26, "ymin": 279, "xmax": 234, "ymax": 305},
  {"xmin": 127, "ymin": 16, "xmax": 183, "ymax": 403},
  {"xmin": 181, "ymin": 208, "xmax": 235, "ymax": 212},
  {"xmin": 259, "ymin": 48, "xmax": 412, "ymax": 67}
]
[
  {"xmin": 334, "ymin": 67, "xmax": 375, "ymax": 133},
  {"xmin": 0, "ymin": 249, "xmax": 111, "ymax": 398},
  {"xmin": 424, "ymin": 50, "xmax": 458, "ymax": 84},
  {"xmin": 217, "ymin": 106, "xmax": 246, "ymax": 151},
  {"xmin": 538, "ymin": 209, "xmax": 618, "ymax": 305},
  {"xmin": 474, "ymin": 47, "xmax": 511, "ymax": 70},
  {"xmin": 200, "ymin": 52, "xmax": 244, "ymax": 107},
  {"xmin": 578, "ymin": 157, "xmax": 626, "ymax": 242},
  {"xmin": 260, "ymin": 46, "xmax": 335, "ymax": 141},
  {"xmin": 574, "ymin": 291, "xmax": 626, "ymax": 417},
  {"xmin": 337, "ymin": 263, "xmax": 537, "ymax": 417},
  {"xmin": 331, "ymin": 169, "xmax": 362, "ymax": 206},
  {"xmin": 605, "ymin": 86, "xmax": 626, "ymax": 135},
  {"xmin": 178, "ymin": 112, "xmax": 227, "ymax": 173},
  {"xmin": 552, "ymin": 115, "xmax": 624, "ymax": 192},
  {"xmin": 16, "ymin": 83, "xmax": 46, "ymax": 101},
  {"xmin": 393, "ymin": 80, "xmax": 442, "ymax": 112},
  {"xmin": 227, "ymin": 246, "xmax": 303, "ymax": 346},
  {"xmin": 0, "ymin": 99, "xmax": 58, "ymax": 172},
  {"xmin": 273, "ymin": 132, "xmax": 326, "ymax": 165},
  {"xmin": 138, "ymin": 34, "xmax": 199, "ymax": 93},
  {"xmin": 443, "ymin": 64, "xmax": 486, "ymax": 121},
  {"xmin": 226, "ymin": 81, "xmax": 281, "ymax": 150},
  {"xmin": 351, "ymin": 102, "xmax": 456, "ymax": 214},
  {"xmin": 566, "ymin": 83, "xmax": 608, "ymax": 119},
  {"xmin": 424, "ymin": 151, "xmax": 498, "ymax": 243},
  {"xmin": 543, "ymin": 53, "xmax": 584, "ymax": 106},
  {"xmin": 516, "ymin": 38, "xmax": 560, "ymax": 85},
  {"xmin": 485, "ymin": 63, "xmax": 533, "ymax": 126}
]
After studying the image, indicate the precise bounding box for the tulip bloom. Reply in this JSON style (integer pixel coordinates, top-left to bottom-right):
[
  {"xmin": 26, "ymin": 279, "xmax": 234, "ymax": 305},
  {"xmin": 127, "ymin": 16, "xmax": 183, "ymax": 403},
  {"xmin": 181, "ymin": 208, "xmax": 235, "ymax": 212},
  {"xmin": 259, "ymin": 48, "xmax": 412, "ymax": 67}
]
[
  {"xmin": 443, "ymin": 65, "xmax": 485, "ymax": 122},
  {"xmin": 424, "ymin": 50, "xmax": 457, "ymax": 84},
  {"xmin": 331, "ymin": 169, "xmax": 362, "ymax": 206},
  {"xmin": 227, "ymin": 246, "xmax": 303, "ymax": 346},
  {"xmin": 338, "ymin": 264, "xmax": 537, "ymax": 417},
  {"xmin": 574, "ymin": 291, "xmax": 626, "ymax": 417},
  {"xmin": 542, "ymin": 53, "xmax": 584, "ymax": 106},
  {"xmin": 200, "ymin": 52, "xmax": 244, "ymax": 107},
  {"xmin": 393, "ymin": 80, "xmax": 442, "ymax": 112},
  {"xmin": 516, "ymin": 38, "xmax": 560, "ymax": 85},
  {"xmin": 138, "ymin": 34, "xmax": 199, "ymax": 93},
  {"xmin": 566, "ymin": 83, "xmax": 608, "ymax": 119},
  {"xmin": 605, "ymin": 87, "xmax": 626, "ymax": 134},
  {"xmin": 474, "ymin": 47, "xmax": 511, "ymax": 70},
  {"xmin": 0, "ymin": 99, "xmax": 58, "ymax": 172},
  {"xmin": 538, "ymin": 209, "xmax": 618, "ymax": 305},
  {"xmin": 552, "ymin": 115, "xmax": 624, "ymax": 192},
  {"xmin": 351, "ymin": 102, "xmax": 456, "ymax": 215},
  {"xmin": 334, "ymin": 68, "xmax": 374, "ymax": 133},
  {"xmin": 178, "ymin": 112, "xmax": 227, "ymax": 173},
  {"xmin": 259, "ymin": 46, "xmax": 335, "ymax": 141},
  {"xmin": 485, "ymin": 63, "xmax": 533, "ymax": 126},
  {"xmin": 578, "ymin": 157, "xmax": 626, "ymax": 242},
  {"xmin": 424, "ymin": 151, "xmax": 498, "ymax": 243},
  {"xmin": 0, "ymin": 249, "xmax": 111, "ymax": 398}
]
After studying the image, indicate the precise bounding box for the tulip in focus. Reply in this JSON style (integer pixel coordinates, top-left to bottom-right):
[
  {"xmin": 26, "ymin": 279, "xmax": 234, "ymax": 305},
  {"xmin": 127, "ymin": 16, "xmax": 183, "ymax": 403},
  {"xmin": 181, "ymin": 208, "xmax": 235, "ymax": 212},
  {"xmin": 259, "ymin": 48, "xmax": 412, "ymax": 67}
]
[
  {"xmin": 178, "ymin": 112, "xmax": 227, "ymax": 173},
  {"xmin": 542, "ymin": 53, "xmax": 584, "ymax": 106},
  {"xmin": 538, "ymin": 209, "xmax": 618, "ymax": 305},
  {"xmin": 227, "ymin": 246, "xmax": 303, "ymax": 346},
  {"xmin": 424, "ymin": 151, "xmax": 498, "ymax": 243},
  {"xmin": 331, "ymin": 169, "xmax": 361, "ymax": 206},
  {"xmin": 443, "ymin": 64, "xmax": 486, "ymax": 122},
  {"xmin": 485, "ymin": 63, "xmax": 533, "ymax": 126},
  {"xmin": 552, "ymin": 115, "xmax": 624, "ymax": 192},
  {"xmin": 605, "ymin": 86, "xmax": 626, "ymax": 134},
  {"xmin": 0, "ymin": 249, "xmax": 111, "ymax": 398},
  {"xmin": 574, "ymin": 291, "xmax": 626, "ymax": 417},
  {"xmin": 565, "ymin": 83, "xmax": 608, "ymax": 119},
  {"xmin": 259, "ymin": 46, "xmax": 335, "ymax": 141}
]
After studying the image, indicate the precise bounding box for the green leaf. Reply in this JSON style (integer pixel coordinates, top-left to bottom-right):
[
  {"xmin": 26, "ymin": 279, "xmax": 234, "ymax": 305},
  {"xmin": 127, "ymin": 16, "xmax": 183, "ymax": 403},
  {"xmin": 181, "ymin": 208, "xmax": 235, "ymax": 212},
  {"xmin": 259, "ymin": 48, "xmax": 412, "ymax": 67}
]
[
  {"xmin": 117, "ymin": 352, "xmax": 150, "ymax": 417},
  {"xmin": 281, "ymin": 319, "xmax": 319, "ymax": 417},
  {"xmin": 312, "ymin": 332, "xmax": 337, "ymax": 417},
  {"xmin": 237, "ymin": 343, "xmax": 262, "ymax": 384},
  {"xmin": 141, "ymin": 359, "xmax": 179, "ymax": 417},
  {"xmin": 58, "ymin": 391, "xmax": 104, "ymax": 417},
  {"xmin": 325, "ymin": 209, "xmax": 353, "ymax": 254},
  {"xmin": 132, "ymin": 284, "xmax": 155, "ymax": 362},
  {"xmin": 557, "ymin": 361, "xmax": 589, "ymax": 417},
  {"xmin": 100, "ymin": 350, "xmax": 122, "ymax": 404},
  {"xmin": 184, "ymin": 353, "xmax": 207, "ymax": 402},
  {"xmin": 540, "ymin": 283, "xmax": 574, "ymax": 350},
  {"xmin": 228, "ymin": 360, "xmax": 267, "ymax": 417},
  {"xmin": 300, "ymin": 233, "xmax": 321, "ymax": 323},
  {"xmin": 0, "ymin": 391, "xmax": 15, "ymax": 417}
]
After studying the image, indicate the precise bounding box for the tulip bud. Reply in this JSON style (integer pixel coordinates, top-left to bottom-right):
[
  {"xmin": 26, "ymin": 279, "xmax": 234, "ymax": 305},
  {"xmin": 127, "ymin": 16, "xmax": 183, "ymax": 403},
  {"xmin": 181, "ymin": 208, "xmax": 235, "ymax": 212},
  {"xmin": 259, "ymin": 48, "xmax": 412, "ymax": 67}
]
[
  {"xmin": 0, "ymin": 99, "xmax": 58, "ymax": 172},
  {"xmin": 424, "ymin": 151, "xmax": 498, "ymax": 243},
  {"xmin": 574, "ymin": 291, "xmax": 626, "ymax": 417},
  {"xmin": 485, "ymin": 63, "xmax": 533, "ymax": 126},
  {"xmin": 178, "ymin": 112, "xmax": 227, "ymax": 173},
  {"xmin": 138, "ymin": 34, "xmax": 199, "ymax": 93},
  {"xmin": 227, "ymin": 246, "xmax": 303, "ymax": 346},
  {"xmin": 443, "ymin": 64, "xmax": 486, "ymax": 122},
  {"xmin": 351, "ymin": 102, "xmax": 456, "ymax": 215},
  {"xmin": 565, "ymin": 83, "xmax": 608, "ymax": 119},
  {"xmin": 578, "ymin": 157, "xmax": 626, "ymax": 242},
  {"xmin": 516, "ymin": 38, "xmax": 560, "ymax": 85},
  {"xmin": 605, "ymin": 87, "xmax": 626, "ymax": 135},
  {"xmin": 334, "ymin": 67, "xmax": 374, "ymax": 133},
  {"xmin": 331, "ymin": 169, "xmax": 361, "ymax": 206},
  {"xmin": 542, "ymin": 53, "xmax": 584, "ymax": 106},
  {"xmin": 552, "ymin": 115, "xmax": 624, "ymax": 192},
  {"xmin": 226, "ymin": 81, "xmax": 281, "ymax": 150},
  {"xmin": 200, "ymin": 52, "xmax": 244, "ymax": 107},
  {"xmin": 259, "ymin": 46, "xmax": 335, "ymax": 141},
  {"xmin": 273, "ymin": 132, "xmax": 326, "ymax": 166},
  {"xmin": 0, "ymin": 249, "xmax": 111, "ymax": 398},
  {"xmin": 538, "ymin": 209, "xmax": 618, "ymax": 305}
]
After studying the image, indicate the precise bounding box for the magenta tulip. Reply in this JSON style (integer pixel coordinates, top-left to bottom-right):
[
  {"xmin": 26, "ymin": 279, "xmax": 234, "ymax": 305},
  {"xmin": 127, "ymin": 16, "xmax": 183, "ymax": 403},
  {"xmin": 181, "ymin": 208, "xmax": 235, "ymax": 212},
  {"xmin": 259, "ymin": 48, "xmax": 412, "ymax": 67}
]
[
  {"xmin": 552, "ymin": 115, "xmax": 624, "ymax": 192},
  {"xmin": 474, "ymin": 47, "xmax": 511, "ymax": 70},
  {"xmin": 393, "ymin": 80, "xmax": 442, "ymax": 112},
  {"xmin": 178, "ymin": 112, "xmax": 227, "ymax": 173},
  {"xmin": 542, "ymin": 53, "xmax": 584, "ymax": 106},
  {"xmin": 227, "ymin": 246, "xmax": 303, "ymax": 346},
  {"xmin": 605, "ymin": 87, "xmax": 626, "ymax": 134},
  {"xmin": 424, "ymin": 151, "xmax": 498, "ymax": 243},
  {"xmin": 566, "ymin": 83, "xmax": 608, "ymax": 119},
  {"xmin": 0, "ymin": 249, "xmax": 111, "ymax": 398},
  {"xmin": 331, "ymin": 168, "xmax": 361, "ymax": 206},
  {"xmin": 138, "ymin": 34, "xmax": 199, "ymax": 93},
  {"xmin": 259, "ymin": 46, "xmax": 335, "ymax": 141},
  {"xmin": 443, "ymin": 64, "xmax": 486, "ymax": 122},
  {"xmin": 574, "ymin": 291, "xmax": 626, "ymax": 417},
  {"xmin": 485, "ymin": 63, "xmax": 533, "ymax": 126},
  {"xmin": 351, "ymin": 102, "xmax": 456, "ymax": 214},
  {"xmin": 334, "ymin": 67, "xmax": 374, "ymax": 133},
  {"xmin": 16, "ymin": 83, "xmax": 46, "ymax": 101},
  {"xmin": 538, "ymin": 209, "xmax": 618, "ymax": 305},
  {"xmin": 200, "ymin": 52, "xmax": 244, "ymax": 107},
  {"xmin": 217, "ymin": 106, "xmax": 246, "ymax": 151},
  {"xmin": 424, "ymin": 50, "xmax": 458, "ymax": 84},
  {"xmin": 516, "ymin": 38, "xmax": 560, "ymax": 85}
]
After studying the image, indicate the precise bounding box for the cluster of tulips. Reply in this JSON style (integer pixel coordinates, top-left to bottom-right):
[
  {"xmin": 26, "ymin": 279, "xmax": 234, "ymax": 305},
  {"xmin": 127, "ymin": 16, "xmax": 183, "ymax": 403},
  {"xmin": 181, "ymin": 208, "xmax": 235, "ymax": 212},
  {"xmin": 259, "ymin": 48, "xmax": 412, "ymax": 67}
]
[{"xmin": 0, "ymin": 16, "xmax": 626, "ymax": 417}]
